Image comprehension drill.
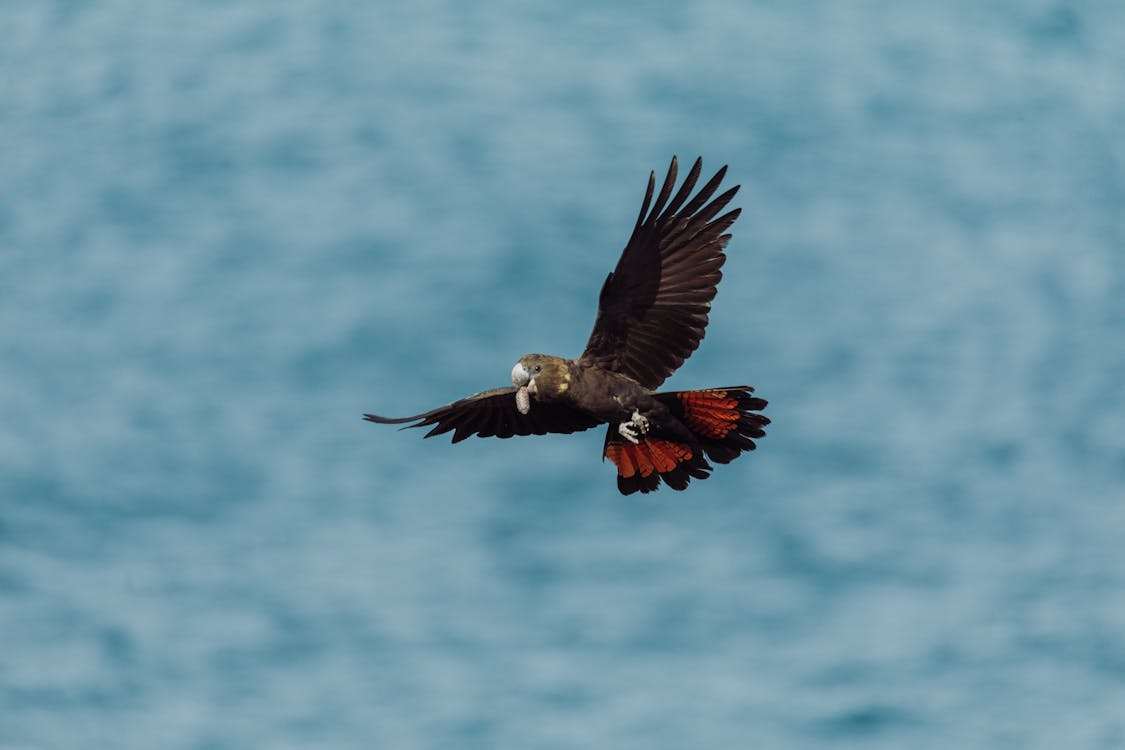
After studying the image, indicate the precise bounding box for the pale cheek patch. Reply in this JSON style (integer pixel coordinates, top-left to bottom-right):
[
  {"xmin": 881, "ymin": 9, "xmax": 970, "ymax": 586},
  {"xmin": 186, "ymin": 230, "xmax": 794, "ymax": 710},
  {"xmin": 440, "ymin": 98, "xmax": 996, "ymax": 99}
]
[
  {"xmin": 516, "ymin": 386, "xmax": 530, "ymax": 415},
  {"xmin": 557, "ymin": 368, "xmax": 571, "ymax": 394}
]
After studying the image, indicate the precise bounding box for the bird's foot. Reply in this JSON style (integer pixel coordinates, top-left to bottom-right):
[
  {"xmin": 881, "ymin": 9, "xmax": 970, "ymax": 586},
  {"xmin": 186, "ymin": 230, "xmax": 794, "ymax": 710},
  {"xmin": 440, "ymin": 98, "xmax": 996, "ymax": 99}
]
[{"xmin": 618, "ymin": 410, "xmax": 650, "ymax": 444}]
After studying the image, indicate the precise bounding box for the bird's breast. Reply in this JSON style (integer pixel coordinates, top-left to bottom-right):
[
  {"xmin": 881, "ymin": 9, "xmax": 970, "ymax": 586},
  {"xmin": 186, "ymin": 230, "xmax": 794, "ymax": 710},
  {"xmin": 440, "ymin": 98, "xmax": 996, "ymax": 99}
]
[{"xmin": 568, "ymin": 366, "xmax": 648, "ymax": 422}]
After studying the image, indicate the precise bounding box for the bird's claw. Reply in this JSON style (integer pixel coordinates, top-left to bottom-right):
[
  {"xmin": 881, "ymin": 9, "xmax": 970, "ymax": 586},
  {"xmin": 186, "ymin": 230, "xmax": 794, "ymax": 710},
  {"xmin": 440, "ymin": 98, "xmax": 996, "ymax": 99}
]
[{"xmin": 617, "ymin": 410, "xmax": 649, "ymax": 444}]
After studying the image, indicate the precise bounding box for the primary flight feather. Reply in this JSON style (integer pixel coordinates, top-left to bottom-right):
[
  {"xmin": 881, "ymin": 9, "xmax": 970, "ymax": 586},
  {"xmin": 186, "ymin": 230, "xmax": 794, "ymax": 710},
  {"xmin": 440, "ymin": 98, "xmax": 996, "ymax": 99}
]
[{"xmin": 365, "ymin": 156, "xmax": 769, "ymax": 494}]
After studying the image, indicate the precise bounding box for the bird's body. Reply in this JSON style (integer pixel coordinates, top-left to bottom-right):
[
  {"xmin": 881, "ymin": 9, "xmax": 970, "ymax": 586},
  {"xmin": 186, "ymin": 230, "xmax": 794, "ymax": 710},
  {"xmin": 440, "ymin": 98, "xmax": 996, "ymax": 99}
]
[
  {"xmin": 518, "ymin": 355, "xmax": 655, "ymax": 424},
  {"xmin": 366, "ymin": 157, "xmax": 769, "ymax": 494}
]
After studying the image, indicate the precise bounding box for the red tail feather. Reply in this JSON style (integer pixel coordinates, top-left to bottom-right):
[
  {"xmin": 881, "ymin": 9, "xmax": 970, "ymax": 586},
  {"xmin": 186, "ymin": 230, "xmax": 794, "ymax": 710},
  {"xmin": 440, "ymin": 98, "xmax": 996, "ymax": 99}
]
[
  {"xmin": 603, "ymin": 386, "xmax": 769, "ymax": 494},
  {"xmin": 605, "ymin": 436, "xmax": 704, "ymax": 495},
  {"xmin": 677, "ymin": 391, "xmax": 743, "ymax": 439}
]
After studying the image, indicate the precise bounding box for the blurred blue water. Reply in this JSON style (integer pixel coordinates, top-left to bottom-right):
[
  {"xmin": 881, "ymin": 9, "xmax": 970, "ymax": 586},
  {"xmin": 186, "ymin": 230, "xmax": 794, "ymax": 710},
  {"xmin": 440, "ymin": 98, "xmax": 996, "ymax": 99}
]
[{"xmin": 2, "ymin": 2, "xmax": 1124, "ymax": 748}]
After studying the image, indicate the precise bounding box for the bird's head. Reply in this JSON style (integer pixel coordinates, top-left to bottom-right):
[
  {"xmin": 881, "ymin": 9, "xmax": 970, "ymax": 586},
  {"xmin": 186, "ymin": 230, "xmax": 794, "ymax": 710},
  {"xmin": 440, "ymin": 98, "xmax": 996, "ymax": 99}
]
[{"xmin": 511, "ymin": 354, "xmax": 571, "ymax": 413}]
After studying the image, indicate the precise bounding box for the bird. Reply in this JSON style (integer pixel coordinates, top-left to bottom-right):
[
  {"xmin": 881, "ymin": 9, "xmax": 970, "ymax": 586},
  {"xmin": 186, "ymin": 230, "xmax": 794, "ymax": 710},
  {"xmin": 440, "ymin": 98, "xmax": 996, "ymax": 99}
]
[{"xmin": 364, "ymin": 156, "xmax": 769, "ymax": 494}]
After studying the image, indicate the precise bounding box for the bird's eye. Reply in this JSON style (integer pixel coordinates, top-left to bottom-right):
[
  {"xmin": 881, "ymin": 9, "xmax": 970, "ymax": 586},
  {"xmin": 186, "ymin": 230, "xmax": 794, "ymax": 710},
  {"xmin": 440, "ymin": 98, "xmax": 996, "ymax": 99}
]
[{"xmin": 534, "ymin": 365, "xmax": 542, "ymax": 373}]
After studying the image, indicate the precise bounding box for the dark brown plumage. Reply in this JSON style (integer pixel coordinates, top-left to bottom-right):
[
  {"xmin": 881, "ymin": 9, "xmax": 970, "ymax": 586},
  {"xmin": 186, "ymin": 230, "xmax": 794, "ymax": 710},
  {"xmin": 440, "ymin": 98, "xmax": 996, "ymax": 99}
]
[
  {"xmin": 365, "ymin": 157, "xmax": 769, "ymax": 493},
  {"xmin": 580, "ymin": 157, "xmax": 739, "ymax": 389}
]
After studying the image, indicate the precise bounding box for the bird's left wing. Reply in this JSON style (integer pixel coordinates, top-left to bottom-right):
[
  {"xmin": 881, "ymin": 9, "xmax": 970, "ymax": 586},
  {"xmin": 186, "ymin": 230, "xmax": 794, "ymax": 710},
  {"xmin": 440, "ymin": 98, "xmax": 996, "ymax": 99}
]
[
  {"xmin": 364, "ymin": 387, "xmax": 601, "ymax": 443},
  {"xmin": 578, "ymin": 157, "xmax": 740, "ymax": 389}
]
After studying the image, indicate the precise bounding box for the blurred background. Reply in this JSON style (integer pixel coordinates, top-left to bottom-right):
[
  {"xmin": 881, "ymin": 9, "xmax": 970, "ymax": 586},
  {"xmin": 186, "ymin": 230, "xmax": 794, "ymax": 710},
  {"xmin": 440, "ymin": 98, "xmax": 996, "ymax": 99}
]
[{"xmin": 2, "ymin": 2, "xmax": 1124, "ymax": 748}]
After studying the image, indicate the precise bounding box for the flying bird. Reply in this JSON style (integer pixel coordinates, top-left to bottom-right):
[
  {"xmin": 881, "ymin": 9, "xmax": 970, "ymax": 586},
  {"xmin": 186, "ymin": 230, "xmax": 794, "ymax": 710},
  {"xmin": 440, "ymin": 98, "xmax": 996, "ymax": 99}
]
[{"xmin": 365, "ymin": 156, "xmax": 769, "ymax": 494}]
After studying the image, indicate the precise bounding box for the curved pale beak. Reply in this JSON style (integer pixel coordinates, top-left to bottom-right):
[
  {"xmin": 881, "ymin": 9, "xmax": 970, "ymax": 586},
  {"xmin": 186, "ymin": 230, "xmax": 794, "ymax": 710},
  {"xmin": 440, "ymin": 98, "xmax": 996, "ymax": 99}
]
[{"xmin": 511, "ymin": 362, "xmax": 530, "ymax": 387}]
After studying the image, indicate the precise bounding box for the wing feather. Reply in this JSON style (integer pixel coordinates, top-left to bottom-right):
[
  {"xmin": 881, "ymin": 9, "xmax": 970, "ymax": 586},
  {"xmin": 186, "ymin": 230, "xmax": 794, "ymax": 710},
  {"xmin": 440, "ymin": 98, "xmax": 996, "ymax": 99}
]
[
  {"xmin": 364, "ymin": 387, "xmax": 601, "ymax": 442},
  {"xmin": 578, "ymin": 157, "xmax": 741, "ymax": 388}
]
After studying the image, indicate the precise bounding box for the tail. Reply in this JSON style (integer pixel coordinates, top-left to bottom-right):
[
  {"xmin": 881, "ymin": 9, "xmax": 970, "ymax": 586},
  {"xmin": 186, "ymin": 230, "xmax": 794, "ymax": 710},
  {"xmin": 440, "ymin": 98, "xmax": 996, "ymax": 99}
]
[{"xmin": 603, "ymin": 386, "xmax": 769, "ymax": 495}]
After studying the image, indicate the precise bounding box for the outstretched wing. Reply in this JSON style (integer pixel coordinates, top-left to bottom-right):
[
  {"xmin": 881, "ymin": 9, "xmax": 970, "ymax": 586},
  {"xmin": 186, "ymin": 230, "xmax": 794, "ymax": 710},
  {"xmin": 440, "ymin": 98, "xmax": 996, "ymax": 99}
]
[
  {"xmin": 578, "ymin": 156, "xmax": 741, "ymax": 389},
  {"xmin": 364, "ymin": 387, "xmax": 601, "ymax": 443}
]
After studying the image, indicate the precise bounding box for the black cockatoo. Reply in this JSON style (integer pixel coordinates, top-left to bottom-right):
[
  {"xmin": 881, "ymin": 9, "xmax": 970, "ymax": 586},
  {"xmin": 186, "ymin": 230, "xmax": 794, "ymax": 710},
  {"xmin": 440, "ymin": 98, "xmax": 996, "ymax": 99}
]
[{"xmin": 365, "ymin": 157, "xmax": 769, "ymax": 494}]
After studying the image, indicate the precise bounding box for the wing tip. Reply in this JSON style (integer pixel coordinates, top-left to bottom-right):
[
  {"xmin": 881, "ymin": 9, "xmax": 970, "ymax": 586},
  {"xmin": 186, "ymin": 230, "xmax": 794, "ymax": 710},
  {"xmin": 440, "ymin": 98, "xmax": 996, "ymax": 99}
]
[{"xmin": 363, "ymin": 412, "xmax": 419, "ymax": 425}]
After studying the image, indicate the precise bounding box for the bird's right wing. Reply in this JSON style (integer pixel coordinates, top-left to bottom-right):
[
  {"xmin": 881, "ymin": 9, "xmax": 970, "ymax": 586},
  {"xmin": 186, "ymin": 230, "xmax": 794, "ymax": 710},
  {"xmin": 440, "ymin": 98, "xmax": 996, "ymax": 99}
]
[{"xmin": 364, "ymin": 387, "xmax": 601, "ymax": 443}]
